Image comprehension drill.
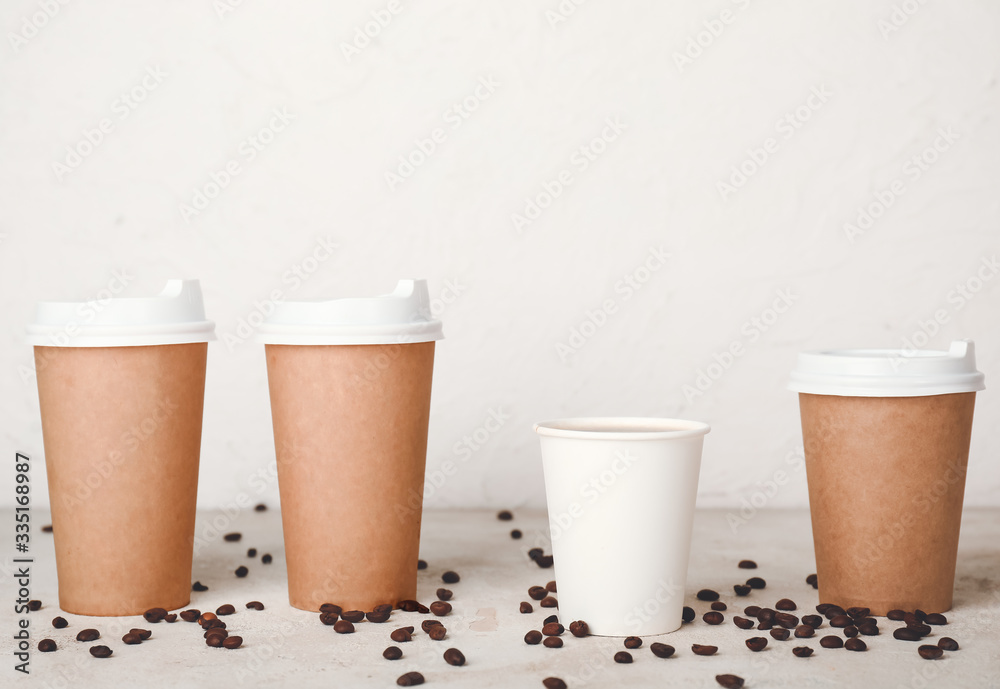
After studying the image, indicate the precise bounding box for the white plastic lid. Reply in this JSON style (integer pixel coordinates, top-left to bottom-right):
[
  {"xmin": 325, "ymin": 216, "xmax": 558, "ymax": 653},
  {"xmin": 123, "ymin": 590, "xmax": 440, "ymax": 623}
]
[
  {"xmin": 26, "ymin": 279, "xmax": 216, "ymax": 348},
  {"xmin": 255, "ymin": 279, "xmax": 444, "ymax": 346},
  {"xmin": 789, "ymin": 340, "xmax": 985, "ymax": 397}
]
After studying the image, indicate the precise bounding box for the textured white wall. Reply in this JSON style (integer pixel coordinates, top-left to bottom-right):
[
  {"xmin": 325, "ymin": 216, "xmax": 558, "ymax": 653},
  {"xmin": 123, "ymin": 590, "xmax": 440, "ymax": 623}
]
[{"xmin": 1, "ymin": 0, "xmax": 998, "ymax": 512}]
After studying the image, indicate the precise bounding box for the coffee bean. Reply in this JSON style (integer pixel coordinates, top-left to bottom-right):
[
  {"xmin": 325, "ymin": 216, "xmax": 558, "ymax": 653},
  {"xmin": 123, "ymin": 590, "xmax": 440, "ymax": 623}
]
[
  {"xmin": 757, "ymin": 608, "xmax": 775, "ymax": 623},
  {"xmin": 733, "ymin": 585, "xmax": 751, "ymax": 596},
  {"xmin": 122, "ymin": 632, "xmax": 142, "ymax": 645},
  {"xmin": 223, "ymin": 532, "xmax": 241, "ymax": 542},
  {"xmin": 205, "ymin": 628, "xmax": 228, "ymax": 640},
  {"xmin": 775, "ymin": 613, "xmax": 799, "ymax": 629},
  {"xmin": 697, "ymin": 589, "xmax": 720, "ymax": 601},
  {"xmin": 820, "ymin": 635, "xmax": 844, "ymax": 648},
  {"xmin": 792, "ymin": 646, "xmax": 813, "ymax": 657},
  {"xmin": 716, "ymin": 674, "xmax": 745, "ymax": 689},
  {"xmin": 216, "ymin": 604, "xmax": 236, "ymax": 616},
  {"xmin": 519, "ymin": 602, "xmax": 533, "ymax": 614},
  {"xmin": 89, "ymin": 645, "xmax": 112, "ymax": 658},
  {"xmin": 143, "ymin": 607, "xmax": 167, "ymax": 623},
  {"xmin": 428, "ymin": 625, "xmax": 447, "ymax": 641},
  {"xmin": 397, "ymin": 672, "xmax": 425, "ymax": 686},
  {"xmin": 815, "ymin": 603, "xmax": 832, "ymax": 614},
  {"xmin": 543, "ymin": 614, "xmax": 558, "ymax": 625},
  {"xmin": 770, "ymin": 628, "xmax": 790, "ymax": 641},
  {"xmin": 442, "ymin": 571, "xmax": 460, "ymax": 584},
  {"xmin": 746, "ymin": 577, "xmax": 766, "ymax": 589},
  {"xmin": 443, "ymin": 648, "xmax": 466, "ymax": 666},
  {"xmin": 938, "ymin": 637, "xmax": 959, "ymax": 651},
  {"xmin": 235, "ymin": 566, "xmax": 249, "ymax": 578},
  {"xmin": 703, "ymin": 612, "xmax": 724, "ymax": 625},
  {"xmin": 858, "ymin": 623, "xmax": 880, "ymax": 636},
  {"xmin": 542, "ymin": 637, "xmax": 563, "ymax": 648},
  {"xmin": 437, "ymin": 588, "xmax": 454, "ymax": 602},
  {"xmin": 540, "ymin": 597, "xmax": 558, "ymax": 608},
  {"xmin": 367, "ymin": 610, "xmax": 391, "ymax": 623},
  {"xmin": 682, "ymin": 606, "xmax": 695, "ymax": 622},
  {"xmin": 887, "ymin": 609, "xmax": 906, "ymax": 621},
  {"xmin": 908, "ymin": 623, "xmax": 932, "ymax": 637},
  {"xmin": 391, "ymin": 627, "xmax": 413, "ymax": 643},
  {"xmin": 692, "ymin": 644, "xmax": 718, "ymax": 656},
  {"xmin": 918, "ymin": 644, "xmax": 943, "ymax": 660},
  {"xmin": 914, "ymin": 609, "xmax": 927, "ymax": 622},
  {"xmin": 511, "ymin": 530, "xmax": 523, "ymax": 539},
  {"xmin": 734, "ymin": 616, "xmax": 755, "ymax": 630},
  {"xmin": 757, "ymin": 621, "xmax": 773, "ymax": 631},
  {"xmin": 806, "ymin": 574, "xmax": 818, "ymax": 589},
  {"xmin": 164, "ymin": 613, "xmax": 177, "ymax": 623},
  {"xmin": 525, "ymin": 630, "xmax": 543, "ymax": 645},
  {"xmin": 223, "ymin": 635, "xmax": 243, "ymax": 649},
  {"xmin": 847, "ymin": 607, "xmax": 870, "ymax": 619},
  {"xmin": 542, "ymin": 623, "xmax": 564, "ymax": 636},
  {"xmin": 613, "ymin": 651, "xmax": 632, "ymax": 664},
  {"xmin": 421, "ymin": 620, "xmax": 442, "ymax": 633},
  {"xmin": 42, "ymin": 524, "xmax": 53, "ymax": 533},
  {"xmin": 528, "ymin": 548, "xmax": 543, "ymax": 561},
  {"xmin": 624, "ymin": 636, "xmax": 642, "ymax": 649},
  {"xmin": 542, "ymin": 679, "xmax": 567, "ymax": 689},
  {"xmin": 204, "ymin": 619, "xmax": 226, "ymax": 631},
  {"xmin": 38, "ymin": 639, "xmax": 57, "ymax": 652},
  {"xmin": 341, "ymin": 610, "xmax": 365, "ymax": 623},
  {"xmin": 398, "ymin": 600, "xmax": 421, "ymax": 612},
  {"xmin": 744, "ymin": 606, "xmax": 761, "ymax": 617},
  {"xmin": 254, "ymin": 503, "xmax": 267, "ymax": 511},
  {"xmin": 192, "ymin": 581, "xmax": 209, "ymax": 592},
  {"xmin": 76, "ymin": 629, "xmax": 100, "ymax": 642},
  {"xmin": 738, "ymin": 560, "xmax": 757, "ymax": 569},
  {"xmin": 801, "ymin": 614, "xmax": 822, "ymax": 628},
  {"xmin": 497, "ymin": 510, "xmax": 513, "ymax": 520},
  {"xmin": 528, "ymin": 586, "xmax": 548, "ymax": 601},
  {"xmin": 430, "ymin": 602, "xmax": 452, "ymax": 617},
  {"xmin": 830, "ymin": 615, "xmax": 852, "ymax": 628},
  {"xmin": 247, "ymin": 548, "xmax": 257, "ymax": 558},
  {"xmin": 333, "ymin": 620, "xmax": 355, "ymax": 634},
  {"xmin": 320, "ymin": 603, "xmax": 342, "ymax": 615},
  {"xmin": 206, "ymin": 635, "xmax": 224, "ymax": 647},
  {"xmin": 823, "ymin": 605, "xmax": 846, "ymax": 619},
  {"xmin": 711, "ymin": 602, "xmax": 728, "ymax": 612},
  {"xmin": 28, "ymin": 600, "xmax": 42, "ymax": 611},
  {"xmin": 650, "ymin": 642, "xmax": 675, "ymax": 658},
  {"xmin": 925, "ymin": 613, "xmax": 947, "ymax": 625},
  {"xmin": 546, "ymin": 581, "xmax": 557, "ymax": 593},
  {"xmin": 569, "ymin": 620, "xmax": 589, "ymax": 637},
  {"xmin": 132, "ymin": 629, "xmax": 151, "ymax": 640},
  {"xmin": 745, "ymin": 637, "xmax": 768, "ymax": 652},
  {"xmin": 795, "ymin": 625, "xmax": 815, "ymax": 638},
  {"xmin": 536, "ymin": 555, "xmax": 554, "ymax": 568},
  {"xmin": 246, "ymin": 601, "xmax": 265, "ymax": 611},
  {"xmin": 776, "ymin": 598, "xmax": 796, "ymax": 611},
  {"xmin": 52, "ymin": 616, "xmax": 68, "ymax": 629},
  {"xmin": 417, "ymin": 559, "xmax": 428, "ymax": 570},
  {"xmin": 179, "ymin": 609, "xmax": 200, "ymax": 622},
  {"xmin": 320, "ymin": 612, "xmax": 338, "ymax": 626},
  {"xmin": 383, "ymin": 646, "xmax": 403, "ymax": 660},
  {"xmin": 261, "ymin": 554, "xmax": 273, "ymax": 564},
  {"xmin": 845, "ymin": 638, "xmax": 867, "ymax": 652}
]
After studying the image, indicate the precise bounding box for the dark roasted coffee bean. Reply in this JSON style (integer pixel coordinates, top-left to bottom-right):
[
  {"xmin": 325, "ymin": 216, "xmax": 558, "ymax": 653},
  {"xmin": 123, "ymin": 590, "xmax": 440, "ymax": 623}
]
[
  {"xmin": 223, "ymin": 532, "xmax": 241, "ymax": 542},
  {"xmin": 180, "ymin": 609, "xmax": 201, "ymax": 622},
  {"xmin": 28, "ymin": 600, "xmax": 42, "ymax": 611},
  {"xmin": 143, "ymin": 607, "xmax": 167, "ymax": 623},
  {"xmin": 204, "ymin": 629, "xmax": 228, "ymax": 640},
  {"xmin": 320, "ymin": 612, "xmax": 338, "ymax": 626},
  {"xmin": 703, "ymin": 611, "xmax": 724, "ymax": 625},
  {"xmin": 623, "ymin": 636, "xmax": 642, "ymax": 649},
  {"xmin": 52, "ymin": 616, "xmax": 68, "ymax": 629},
  {"xmin": 421, "ymin": 620, "xmax": 442, "ymax": 633},
  {"xmin": 542, "ymin": 679, "xmax": 567, "ymax": 689},
  {"xmin": 697, "ymin": 589, "xmax": 720, "ymax": 601},
  {"xmin": 543, "ymin": 614, "xmax": 558, "ymax": 625},
  {"xmin": 511, "ymin": 529, "xmax": 523, "ymax": 539},
  {"xmin": 692, "ymin": 644, "xmax": 718, "ymax": 656},
  {"xmin": 746, "ymin": 577, "xmax": 766, "ymax": 589},
  {"xmin": 801, "ymin": 614, "xmax": 823, "ymax": 628},
  {"xmin": 744, "ymin": 605, "xmax": 761, "ymax": 617},
  {"xmin": 845, "ymin": 638, "xmax": 867, "ymax": 652},
  {"xmin": 164, "ymin": 613, "xmax": 177, "ymax": 623},
  {"xmin": 613, "ymin": 651, "xmax": 632, "ymax": 664},
  {"xmin": 76, "ymin": 629, "xmax": 100, "ymax": 642},
  {"xmin": 261, "ymin": 554, "xmax": 272, "ymax": 564},
  {"xmin": 925, "ymin": 613, "xmax": 947, "ymax": 625},
  {"xmin": 823, "ymin": 605, "xmax": 845, "ymax": 619},
  {"xmin": 247, "ymin": 548, "xmax": 257, "ymax": 558},
  {"xmin": 528, "ymin": 586, "xmax": 548, "ymax": 601},
  {"xmin": 569, "ymin": 620, "xmax": 589, "ymax": 637},
  {"xmin": 770, "ymin": 628, "xmax": 790, "ymax": 641},
  {"xmin": 734, "ymin": 616, "xmax": 755, "ymax": 630},
  {"xmin": 443, "ymin": 648, "xmax": 465, "ymax": 666},
  {"xmin": 792, "ymin": 646, "xmax": 813, "ymax": 657},
  {"xmin": 830, "ymin": 614, "xmax": 852, "ymax": 628},
  {"xmin": 320, "ymin": 603, "xmax": 341, "ymax": 615},
  {"xmin": 745, "ymin": 637, "xmax": 768, "ymax": 652},
  {"xmin": 497, "ymin": 510, "xmax": 513, "ymax": 520},
  {"xmin": 542, "ymin": 623, "xmax": 564, "ymax": 637},
  {"xmin": 235, "ymin": 566, "xmax": 249, "ymax": 578},
  {"xmin": 546, "ymin": 581, "xmax": 557, "ymax": 593},
  {"xmin": 938, "ymin": 637, "xmax": 959, "ymax": 651},
  {"xmin": 738, "ymin": 560, "xmax": 757, "ymax": 569},
  {"xmin": 131, "ymin": 628, "xmax": 151, "ymax": 640},
  {"xmin": 396, "ymin": 671, "xmax": 425, "ymax": 686},
  {"xmin": 650, "ymin": 642, "xmax": 675, "ymax": 658},
  {"xmin": 383, "ymin": 646, "xmax": 403, "ymax": 660},
  {"xmin": 428, "ymin": 625, "xmax": 447, "ymax": 641},
  {"xmin": 528, "ymin": 548, "xmax": 544, "ymax": 561},
  {"xmin": 806, "ymin": 573, "xmax": 818, "ymax": 589},
  {"xmin": 914, "ymin": 609, "xmax": 927, "ymax": 622},
  {"xmin": 519, "ymin": 602, "xmax": 533, "ymax": 614},
  {"xmin": 372, "ymin": 603, "xmax": 393, "ymax": 615},
  {"xmin": 333, "ymin": 620, "xmax": 354, "ymax": 634},
  {"xmin": 820, "ymin": 635, "xmax": 843, "ymax": 648},
  {"xmin": 858, "ymin": 623, "xmax": 880, "ymax": 636},
  {"xmin": 757, "ymin": 621, "xmax": 773, "ymax": 630},
  {"xmin": 42, "ymin": 524, "xmax": 54, "ymax": 533},
  {"xmin": 417, "ymin": 559, "xmax": 427, "ymax": 570},
  {"xmin": 843, "ymin": 626, "xmax": 858, "ymax": 638},
  {"xmin": 222, "ymin": 636, "xmax": 243, "ymax": 649},
  {"xmin": 206, "ymin": 635, "xmax": 224, "ymax": 647},
  {"xmin": 815, "ymin": 603, "xmax": 832, "ymax": 614},
  {"xmin": 430, "ymin": 601, "xmax": 452, "ymax": 616},
  {"xmin": 89, "ymin": 645, "xmax": 112, "ymax": 658},
  {"xmin": 542, "ymin": 636, "xmax": 563, "ymax": 648},
  {"xmin": 442, "ymin": 571, "xmax": 460, "ymax": 584},
  {"xmin": 887, "ymin": 609, "xmax": 906, "ymax": 621},
  {"xmin": 540, "ymin": 597, "xmax": 558, "ymax": 608},
  {"xmin": 192, "ymin": 581, "xmax": 209, "ymax": 592},
  {"xmin": 847, "ymin": 607, "xmax": 870, "ymax": 619},
  {"xmin": 711, "ymin": 602, "xmax": 728, "ymax": 612},
  {"xmin": 246, "ymin": 601, "xmax": 265, "ymax": 611},
  {"xmin": 367, "ymin": 610, "xmax": 391, "ymax": 623},
  {"xmin": 390, "ymin": 627, "xmax": 413, "ymax": 643},
  {"xmin": 524, "ymin": 630, "xmax": 543, "ymax": 645},
  {"xmin": 774, "ymin": 613, "xmax": 799, "ymax": 629},
  {"xmin": 216, "ymin": 604, "xmax": 236, "ymax": 616},
  {"xmin": 204, "ymin": 619, "xmax": 226, "ymax": 631},
  {"xmin": 341, "ymin": 610, "xmax": 365, "ymax": 623},
  {"xmin": 733, "ymin": 584, "xmax": 751, "ymax": 596},
  {"xmin": 536, "ymin": 555, "xmax": 554, "ymax": 568},
  {"xmin": 795, "ymin": 625, "xmax": 815, "ymax": 638},
  {"xmin": 716, "ymin": 675, "xmax": 745, "ymax": 689},
  {"xmin": 682, "ymin": 606, "xmax": 695, "ymax": 622},
  {"xmin": 437, "ymin": 588, "xmax": 453, "ymax": 601},
  {"xmin": 254, "ymin": 503, "xmax": 267, "ymax": 511},
  {"xmin": 398, "ymin": 600, "xmax": 420, "ymax": 612},
  {"xmin": 908, "ymin": 623, "xmax": 932, "ymax": 637},
  {"xmin": 757, "ymin": 608, "xmax": 775, "ymax": 623},
  {"xmin": 38, "ymin": 639, "xmax": 57, "ymax": 652},
  {"xmin": 918, "ymin": 644, "xmax": 943, "ymax": 660},
  {"xmin": 122, "ymin": 632, "xmax": 142, "ymax": 645},
  {"xmin": 776, "ymin": 598, "xmax": 797, "ymax": 611},
  {"xmin": 417, "ymin": 603, "xmax": 432, "ymax": 614}
]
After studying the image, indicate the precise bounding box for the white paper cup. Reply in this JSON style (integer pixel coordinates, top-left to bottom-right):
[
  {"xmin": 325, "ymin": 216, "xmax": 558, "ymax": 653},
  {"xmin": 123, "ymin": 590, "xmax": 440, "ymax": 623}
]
[{"xmin": 534, "ymin": 417, "xmax": 709, "ymax": 636}]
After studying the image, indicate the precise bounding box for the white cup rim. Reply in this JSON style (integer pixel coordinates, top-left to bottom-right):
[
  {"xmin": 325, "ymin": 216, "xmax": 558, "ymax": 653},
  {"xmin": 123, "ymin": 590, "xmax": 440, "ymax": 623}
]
[{"xmin": 534, "ymin": 417, "xmax": 710, "ymax": 440}]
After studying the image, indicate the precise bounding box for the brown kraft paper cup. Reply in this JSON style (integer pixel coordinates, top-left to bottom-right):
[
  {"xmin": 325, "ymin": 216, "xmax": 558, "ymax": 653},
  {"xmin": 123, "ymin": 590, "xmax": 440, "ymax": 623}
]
[
  {"xmin": 35, "ymin": 343, "xmax": 208, "ymax": 616},
  {"xmin": 265, "ymin": 341, "xmax": 435, "ymax": 612},
  {"xmin": 799, "ymin": 391, "xmax": 976, "ymax": 615}
]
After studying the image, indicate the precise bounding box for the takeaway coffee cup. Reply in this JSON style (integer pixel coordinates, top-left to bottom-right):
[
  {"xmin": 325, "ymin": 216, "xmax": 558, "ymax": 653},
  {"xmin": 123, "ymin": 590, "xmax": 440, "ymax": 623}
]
[
  {"xmin": 534, "ymin": 417, "xmax": 710, "ymax": 636},
  {"xmin": 257, "ymin": 279, "xmax": 442, "ymax": 612},
  {"xmin": 27, "ymin": 279, "xmax": 214, "ymax": 615},
  {"xmin": 790, "ymin": 340, "xmax": 985, "ymax": 614}
]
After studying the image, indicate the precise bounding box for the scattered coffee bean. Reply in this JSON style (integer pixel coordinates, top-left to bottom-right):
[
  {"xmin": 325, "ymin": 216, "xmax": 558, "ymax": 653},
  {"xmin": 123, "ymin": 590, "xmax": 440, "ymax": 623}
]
[
  {"xmin": 52, "ymin": 616, "xmax": 68, "ymax": 629},
  {"xmin": 528, "ymin": 586, "xmax": 547, "ymax": 601},
  {"xmin": 528, "ymin": 548, "xmax": 543, "ymax": 560},
  {"xmin": 443, "ymin": 648, "xmax": 466, "ymax": 666},
  {"xmin": 744, "ymin": 606, "xmax": 761, "ymax": 617},
  {"xmin": 820, "ymin": 635, "xmax": 844, "ymax": 648},
  {"xmin": 770, "ymin": 628, "xmax": 790, "ymax": 641},
  {"xmin": 858, "ymin": 623, "xmax": 880, "ymax": 636},
  {"xmin": 341, "ymin": 610, "xmax": 365, "ymax": 623},
  {"xmin": 624, "ymin": 636, "xmax": 642, "ymax": 649},
  {"xmin": 430, "ymin": 602, "xmax": 452, "ymax": 617},
  {"xmin": 421, "ymin": 620, "xmax": 443, "ymax": 633},
  {"xmin": 613, "ymin": 651, "xmax": 633, "ymax": 664},
  {"xmin": 774, "ymin": 613, "xmax": 799, "ymax": 629},
  {"xmin": 830, "ymin": 615, "xmax": 852, "ymax": 628},
  {"xmin": 320, "ymin": 603, "xmax": 342, "ymax": 615},
  {"xmin": 535, "ymin": 555, "xmax": 554, "ymax": 568},
  {"xmin": 417, "ymin": 559, "xmax": 428, "ymax": 570},
  {"xmin": 734, "ymin": 616, "xmax": 755, "ymax": 630},
  {"xmin": 333, "ymin": 620, "xmax": 355, "ymax": 634},
  {"xmin": 164, "ymin": 613, "xmax": 177, "ymax": 623},
  {"xmin": 519, "ymin": 602, "xmax": 533, "ymax": 614},
  {"xmin": 246, "ymin": 601, "xmax": 265, "ymax": 611},
  {"xmin": 205, "ymin": 628, "xmax": 228, "ymax": 640},
  {"xmin": 89, "ymin": 645, "xmax": 112, "ymax": 658},
  {"xmin": 914, "ymin": 609, "xmax": 927, "ymax": 622},
  {"xmin": 918, "ymin": 644, "xmax": 943, "ymax": 660},
  {"xmin": 143, "ymin": 608, "xmax": 167, "ymax": 623},
  {"xmin": 801, "ymin": 614, "xmax": 823, "ymax": 628},
  {"xmin": 543, "ymin": 614, "xmax": 558, "ymax": 625},
  {"xmin": 545, "ymin": 581, "xmax": 557, "ymax": 593},
  {"xmin": 76, "ymin": 629, "xmax": 100, "ymax": 642},
  {"xmin": 38, "ymin": 639, "xmax": 57, "ymax": 652},
  {"xmin": 887, "ymin": 609, "xmax": 906, "ymax": 621},
  {"xmin": 497, "ymin": 510, "xmax": 513, "ymax": 520},
  {"xmin": 41, "ymin": 524, "xmax": 53, "ymax": 533},
  {"xmin": 938, "ymin": 637, "xmax": 959, "ymax": 651},
  {"xmin": 122, "ymin": 632, "xmax": 142, "ymax": 645},
  {"xmin": 815, "ymin": 603, "xmax": 832, "ymax": 614},
  {"xmin": 216, "ymin": 604, "xmax": 236, "ymax": 616},
  {"xmin": 223, "ymin": 532, "xmax": 242, "ymax": 542},
  {"xmin": 738, "ymin": 560, "xmax": 757, "ymax": 569},
  {"xmin": 235, "ymin": 566, "xmax": 249, "ymax": 578},
  {"xmin": 131, "ymin": 629, "xmax": 151, "ymax": 640},
  {"xmin": 222, "ymin": 635, "xmax": 243, "ymax": 649},
  {"xmin": 542, "ymin": 623, "xmax": 564, "ymax": 637},
  {"xmin": 697, "ymin": 589, "xmax": 720, "ymax": 601},
  {"xmin": 204, "ymin": 619, "xmax": 226, "ymax": 631},
  {"xmin": 542, "ymin": 637, "xmax": 563, "ymax": 648},
  {"xmin": 746, "ymin": 577, "xmax": 766, "ymax": 589},
  {"xmin": 179, "ymin": 609, "xmax": 200, "ymax": 622},
  {"xmin": 320, "ymin": 612, "xmax": 338, "ymax": 626},
  {"xmin": 511, "ymin": 530, "xmax": 523, "ymax": 539},
  {"xmin": 733, "ymin": 584, "xmax": 751, "ymax": 596},
  {"xmin": 792, "ymin": 646, "xmax": 813, "ymax": 658},
  {"xmin": 847, "ymin": 607, "xmax": 870, "ymax": 620},
  {"xmin": 383, "ymin": 646, "xmax": 403, "ymax": 660},
  {"xmin": 703, "ymin": 612, "xmax": 724, "ymax": 625},
  {"xmin": 925, "ymin": 613, "xmax": 947, "ymax": 625},
  {"xmin": 525, "ymin": 630, "xmax": 543, "ymax": 645},
  {"xmin": 206, "ymin": 635, "xmax": 224, "ymax": 647},
  {"xmin": 261, "ymin": 554, "xmax": 272, "ymax": 564},
  {"xmin": 806, "ymin": 573, "xmax": 818, "ymax": 589},
  {"xmin": 682, "ymin": 607, "xmax": 695, "ymax": 622},
  {"xmin": 843, "ymin": 626, "xmax": 859, "ymax": 638},
  {"xmin": 758, "ymin": 622, "xmax": 773, "ymax": 631},
  {"xmin": 254, "ymin": 503, "xmax": 267, "ymax": 511},
  {"xmin": 192, "ymin": 581, "xmax": 209, "ymax": 592},
  {"xmin": 399, "ymin": 600, "xmax": 421, "ymax": 612},
  {"xmin": 650, "ymin": 642, "xmax": 675, "ymax": 658},
  {"xmin": 437, "ymin": 588, "xmax": 453, "ymax": 602},
  {"xmin": 391, "ymin": 627, "xmax": 413, "ymax": 643},
  {"xmin": 428, "ymin": 625, "xmax": 447, "ymax": 641},
  {"xmin": 396, "ymin": 671, "xmax": 425, "ymax": 686},
  {"xmin": 776, "ymin": 598, "xmax": 796, "ymax": 611},
  {"xmin": 745, "ymin": 637, "xmax": 768, "ymax": 652},
  {"xmin": 540, "ymin": 597, "xmax": 558, "ymax": 608},
  {"xmin": 367, "ymin": 609, "xmax": 391, "ymax": 623},
  {"xmin": 717, "ymin": 674, "xmax": 745, "ymax": 689},
  {"xmin": 711, "ymin": 601, "xmax": 728, "ymax": 612},
  {"xmin": 907, "ymin": 623, "xmax": 932, "ymax": 637},
  {"xmin": 569, "ymin": 620, "xmax": 589, "ymax": 637},
  {"xmin": 28, "ymin": 600, "xmax": 42, "ymax": 611},
  {"xmin": 543, "ymin": 678, "xmax": 568, "ymax": 689},
  {"xmin": 692, "ymin": 644, "xmax": 718, "ymax": 656},
  {"xmin": 823, "ymin": 605, "xmax": 846, "ymax": 619},
  {"xmin": 845, "ymin": 637, "xmax": 868, "ymax": 651},
  {"xmin": 442, "ymin": 571, "xmax": 460, "ymax": 584},
  {"xmin": 795, "ymin": 625, "xmax": 815, "ymax": 638}
]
